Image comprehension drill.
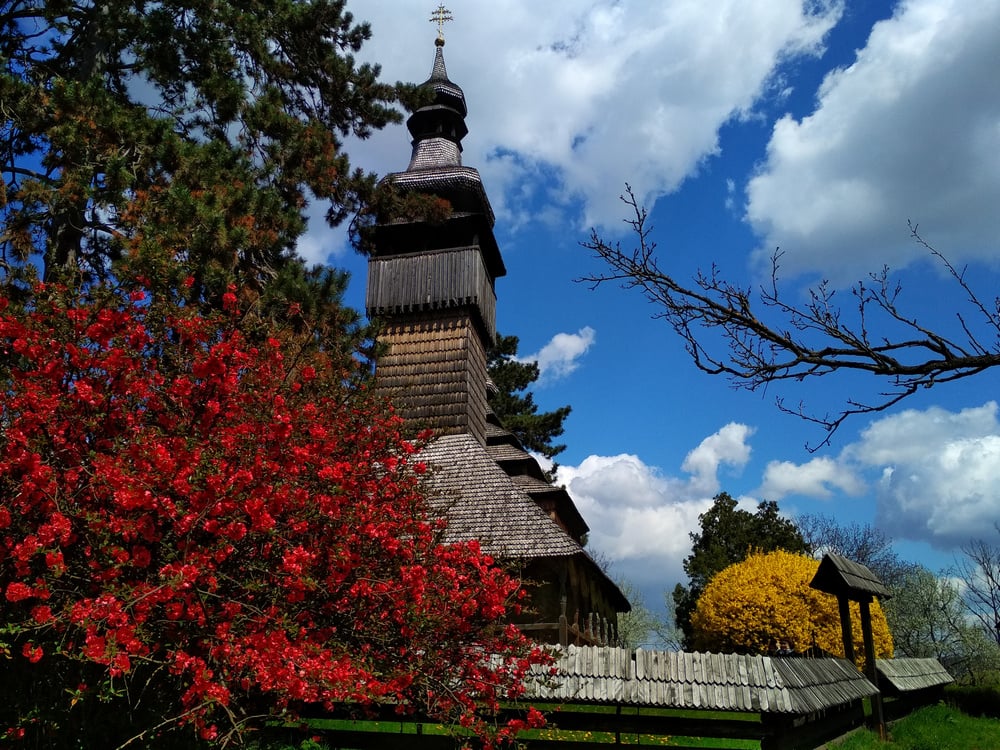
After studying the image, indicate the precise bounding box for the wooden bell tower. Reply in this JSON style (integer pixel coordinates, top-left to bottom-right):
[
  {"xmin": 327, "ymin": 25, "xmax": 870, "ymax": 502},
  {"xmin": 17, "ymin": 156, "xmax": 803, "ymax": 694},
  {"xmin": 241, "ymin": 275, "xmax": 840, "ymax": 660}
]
[{"xmin": 367, "ymin": 15, "xmax": 505, "ymax": 447}]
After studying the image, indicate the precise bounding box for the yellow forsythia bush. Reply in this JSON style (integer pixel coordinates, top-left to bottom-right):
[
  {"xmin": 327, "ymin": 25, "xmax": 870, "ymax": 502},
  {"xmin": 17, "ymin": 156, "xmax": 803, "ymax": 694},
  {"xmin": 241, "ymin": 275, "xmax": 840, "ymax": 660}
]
[{"xmin": 690, "ymin": 550, "xmax": 893, "ymax": 667}]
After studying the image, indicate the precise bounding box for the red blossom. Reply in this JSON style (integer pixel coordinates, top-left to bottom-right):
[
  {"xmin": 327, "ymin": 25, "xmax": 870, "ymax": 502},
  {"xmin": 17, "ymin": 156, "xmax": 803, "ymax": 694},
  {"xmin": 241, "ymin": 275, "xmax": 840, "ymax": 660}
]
[
  {"xmin": 131, "ymin": 545, "xmax": 152, "ymax": 568},
  {"xmin": 6, "ymin": 582, "xmax": 33, "ymax": 602},
  {"xmin": 0, "ymin": 286, "xmax": 546, "ymax": 746},
  {"xmin": 22, "ymin": 643, "xmax": 43, "ymax": 663},
  {"xmin": 31, "ymin": 605, "xmax": 53, "ymax": 624}
]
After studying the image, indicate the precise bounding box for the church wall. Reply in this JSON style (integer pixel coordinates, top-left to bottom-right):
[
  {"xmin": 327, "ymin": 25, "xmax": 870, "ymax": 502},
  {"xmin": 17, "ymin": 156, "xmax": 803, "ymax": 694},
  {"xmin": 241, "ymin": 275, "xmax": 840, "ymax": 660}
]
[{"xmin": 375, "ymin": 308, "xmax": 488, "ymax": 445}]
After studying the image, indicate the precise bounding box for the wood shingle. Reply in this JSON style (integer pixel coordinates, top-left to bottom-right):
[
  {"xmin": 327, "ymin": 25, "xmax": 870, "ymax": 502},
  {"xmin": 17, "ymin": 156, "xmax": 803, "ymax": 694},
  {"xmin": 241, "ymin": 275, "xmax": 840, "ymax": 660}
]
[
  {"xmin": 527, "ymin": 646, "xmax": 878, "ymax": 714},
  {"xmin": 876, "ymin": 658, "xmax": 953, "ymax": 693},
  {"xmin": 419, "ymin": 433, "xmax": 582, "ymax": 558}
]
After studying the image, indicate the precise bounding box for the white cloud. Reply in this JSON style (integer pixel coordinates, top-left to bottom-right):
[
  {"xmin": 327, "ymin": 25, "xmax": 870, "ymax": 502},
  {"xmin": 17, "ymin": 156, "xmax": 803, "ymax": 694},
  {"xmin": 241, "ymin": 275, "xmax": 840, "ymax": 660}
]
[
  {"xmin": 694, "ymin": 402, "xmax": 1000, "ymax": 553},
  {"xmin": 556, "ymin": 423, "xmax": 756, "ymax": 594},
  {"xmin": 551, "ymin": 403, "xmax": 1000, "ymax": 596},
  {"xmin": 557, "ymin": 453, "xmax": 709, "ymax": 592},
  {"xmin": 296, "ymin": 201, "xmax": 348, "ymax": 266},
  {"xmin": 521, "ymin": 326, "xmax": 596, "ymax": 382},
  {"xmin": 844, "ymin": 402, "xmax": 1000, "ymax": 546},
  {"xmin": 759, "ymin": 456, "xmax": 865, "ymax": 499},
  {"xmin": 681, "ymin": 422, "xmax": 754, "ymax": 495},
  {"xmin": 724, "ymin": 178, "xmax": 737, "ymax": 211},
  {"xmin": 310, "ymin": 0, "xmax": 843, "ymax": 259},
  {"xmin": 746, "ymin": 0, "xmax": 1000, "ymax": 282}
]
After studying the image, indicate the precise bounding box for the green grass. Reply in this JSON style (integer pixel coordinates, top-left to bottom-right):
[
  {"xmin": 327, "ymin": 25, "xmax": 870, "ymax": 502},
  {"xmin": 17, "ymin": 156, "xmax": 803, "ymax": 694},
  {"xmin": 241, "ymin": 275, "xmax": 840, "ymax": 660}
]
[
  {"xmin": 829, "ymin": 704, "xmax": 1000, "ymax": 750},
  {"xmin": 254, "ymin": 698, "xmax": 1000, "ymax": 750}
]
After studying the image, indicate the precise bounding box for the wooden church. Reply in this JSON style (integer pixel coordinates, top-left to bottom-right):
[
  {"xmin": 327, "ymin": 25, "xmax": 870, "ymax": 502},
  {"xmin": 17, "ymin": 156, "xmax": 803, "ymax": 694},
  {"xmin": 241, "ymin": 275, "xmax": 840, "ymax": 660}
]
[{"xmin": 366, "ymin": 25, "xmax": 630, "ymax": 646}]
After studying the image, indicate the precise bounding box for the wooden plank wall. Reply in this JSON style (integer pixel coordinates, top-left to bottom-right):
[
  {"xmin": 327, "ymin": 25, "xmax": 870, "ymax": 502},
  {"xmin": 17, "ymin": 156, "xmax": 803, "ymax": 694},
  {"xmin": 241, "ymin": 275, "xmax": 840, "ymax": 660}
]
[
  {"xmin": 366, "ymin": 247, "xmax": 497, "ymax": 339},
  {"xmin": 375, "ymin": 309, "xmax": 488, "ymax": 445}
]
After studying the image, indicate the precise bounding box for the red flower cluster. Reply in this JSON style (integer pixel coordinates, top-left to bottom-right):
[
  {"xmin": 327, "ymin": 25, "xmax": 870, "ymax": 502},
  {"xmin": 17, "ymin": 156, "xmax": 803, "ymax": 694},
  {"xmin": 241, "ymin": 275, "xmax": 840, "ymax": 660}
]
[{"xmin": 0, "ymin": 288, "xmax": 547, "ymax": 745}]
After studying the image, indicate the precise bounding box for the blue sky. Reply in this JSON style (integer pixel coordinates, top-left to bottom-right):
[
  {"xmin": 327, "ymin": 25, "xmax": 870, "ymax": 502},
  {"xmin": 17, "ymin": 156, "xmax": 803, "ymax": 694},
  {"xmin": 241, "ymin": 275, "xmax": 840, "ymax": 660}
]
[{"xmin": 301, "ymin": 0, "xmax": 1000, "ymax": 614}]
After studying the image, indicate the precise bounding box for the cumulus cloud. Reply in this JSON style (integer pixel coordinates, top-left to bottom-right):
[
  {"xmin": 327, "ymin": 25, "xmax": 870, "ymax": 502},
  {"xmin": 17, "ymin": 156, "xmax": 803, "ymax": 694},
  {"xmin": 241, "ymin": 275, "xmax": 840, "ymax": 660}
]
[
  {"xmin": 556, "ymin": 423, "xmax": 757, "ymax": 594},
  {"xmin": 746, "ymin": 0, "xmax": 1000, "ymax": 282},
  {"xmin": 681, "ymin": 422, "xmax": 754, "ymax": 495},
  {"xmin": 696, "ymin": 401, "xmax": 1000, "ymax": 552},
  {"xmin": 295, "ymin": 200, "xmax": 344, "ymax": 266},
  {"xmin": 520, "ymin": 327, "xmax": 596, "ymax": 382},
  {"xmin": 843, "ymin": 402, "xmax": 1000, "ymax": 546},
  {"xmin": 759, "ymin": 456, "xmax": 865, "ymax": 499},
  {"xmin": 310, "ymin": 0, "xmax": 843, "ymax": 254},
  {"xmin": 551, "ymin": 402, "xmax": 1000, "ymax": 597}
]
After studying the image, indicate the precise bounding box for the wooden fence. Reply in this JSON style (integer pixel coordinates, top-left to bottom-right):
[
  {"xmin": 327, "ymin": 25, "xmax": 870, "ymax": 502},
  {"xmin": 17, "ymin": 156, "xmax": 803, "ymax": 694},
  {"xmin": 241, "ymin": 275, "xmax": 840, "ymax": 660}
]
[{"xmin": 263, "ymin": 649, "xmax": 951, "ymax": 750}]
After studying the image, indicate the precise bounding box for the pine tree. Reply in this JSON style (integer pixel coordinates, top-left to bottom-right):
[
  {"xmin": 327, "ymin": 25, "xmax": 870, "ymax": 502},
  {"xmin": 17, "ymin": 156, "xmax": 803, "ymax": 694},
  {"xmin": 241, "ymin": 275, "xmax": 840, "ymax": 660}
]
[
  {"xmin": 1, "ymin": 1, "xmax": 401, "ymax": 297},
  {"xmin": 487, "ymin": 333, "xmax": 571, "ymax": 464}
]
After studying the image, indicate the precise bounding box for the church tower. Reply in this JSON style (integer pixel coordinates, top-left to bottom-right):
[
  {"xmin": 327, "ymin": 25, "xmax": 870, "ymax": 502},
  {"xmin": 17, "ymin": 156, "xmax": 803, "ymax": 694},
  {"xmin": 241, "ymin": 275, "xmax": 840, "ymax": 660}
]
[
  {"xmin": 366, "ymin": 16, "xmax": 502, "ymax": 447},
  {"xmin": 365, "ymin": 11, "xmax": 630, "ymax": 646}
]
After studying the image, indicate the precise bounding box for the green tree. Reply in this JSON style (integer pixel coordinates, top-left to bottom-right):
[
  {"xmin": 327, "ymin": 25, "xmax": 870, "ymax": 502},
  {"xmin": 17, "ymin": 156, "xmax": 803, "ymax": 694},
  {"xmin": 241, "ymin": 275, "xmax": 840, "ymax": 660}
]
[
  {"xmin": 886, "ymin": 566, "xmax": 1000, "ymax": 683},
  {"xmin": 953, "ymin": 527, "xmax": 1000, "ymax": 649},
  {"xmin": 487, "ymin": 333, "xmax": 571, "ymax": 463},
  {"xmin": 1, "ymin": 0, "xmax": 401, "ymax": 297},
  {"xmin": 257, "ymin": 262, "xmax": 377, "ymax": 376},
  {"xmin": 653, "ymin": 593, "xmax": 685, "ymax": 651},
  {"xmin": 672, "ymin": 492, "xmax": 809, "ymax": 647},
  {"xmin": 613, "ymin": 579, "xmax": 660, "ymax": 651}
]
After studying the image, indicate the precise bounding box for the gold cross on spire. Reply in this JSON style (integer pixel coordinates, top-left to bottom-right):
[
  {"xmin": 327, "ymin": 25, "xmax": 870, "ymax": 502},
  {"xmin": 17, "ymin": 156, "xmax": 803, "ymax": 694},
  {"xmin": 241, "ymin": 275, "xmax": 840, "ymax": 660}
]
[{"xmin": 430, "ymin": 4, "xmax": 453, "ymax": 43}]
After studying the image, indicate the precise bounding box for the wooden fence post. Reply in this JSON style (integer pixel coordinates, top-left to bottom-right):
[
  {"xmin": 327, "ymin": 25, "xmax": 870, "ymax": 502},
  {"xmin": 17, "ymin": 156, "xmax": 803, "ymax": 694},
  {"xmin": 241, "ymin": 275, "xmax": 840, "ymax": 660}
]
[{"xmin": 860, "ymin": 599, "xmax": 886, "ymax": 740}]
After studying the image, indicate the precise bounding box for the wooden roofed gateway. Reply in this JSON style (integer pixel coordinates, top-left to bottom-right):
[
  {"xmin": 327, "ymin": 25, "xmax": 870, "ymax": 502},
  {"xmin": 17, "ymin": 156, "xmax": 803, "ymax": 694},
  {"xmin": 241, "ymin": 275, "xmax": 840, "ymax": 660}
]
[{"xmin": 809, "ymin": 553, "xmax": 893, "ymax": 738}]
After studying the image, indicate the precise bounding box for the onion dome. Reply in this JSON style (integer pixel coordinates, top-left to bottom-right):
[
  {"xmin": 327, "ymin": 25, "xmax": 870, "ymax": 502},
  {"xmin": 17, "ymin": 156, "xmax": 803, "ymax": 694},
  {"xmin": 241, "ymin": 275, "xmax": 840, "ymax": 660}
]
[
  {"xmin": 406, "ymin": 39, "xmax": 469, "ymax": 170},
  {"xmin": 374, "ymin": 35, "xmax": 503, "ymax": 281}
]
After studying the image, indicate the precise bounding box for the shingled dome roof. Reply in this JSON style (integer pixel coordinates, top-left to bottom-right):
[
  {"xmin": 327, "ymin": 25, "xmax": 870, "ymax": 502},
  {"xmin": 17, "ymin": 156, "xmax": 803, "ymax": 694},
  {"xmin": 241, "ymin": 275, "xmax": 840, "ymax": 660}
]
[
  {"xmin": 405, "ymin": 40, "xmax": 469, "ymax": 170},
  {"xmin": 426, "ymin": 40, "xmax": 467, "ymax": 116}
]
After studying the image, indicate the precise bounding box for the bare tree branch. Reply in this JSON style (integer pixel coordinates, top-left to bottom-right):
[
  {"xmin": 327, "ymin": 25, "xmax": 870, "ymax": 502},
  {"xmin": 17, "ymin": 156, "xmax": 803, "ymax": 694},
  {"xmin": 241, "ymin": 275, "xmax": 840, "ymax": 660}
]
[
  {"xmin": 580, "ymin": 186, "xmax": 1000, "ymax": 448},
  {"xmin": 953, "ymin": 527, "xmax": 1000, "ymax": 647}
]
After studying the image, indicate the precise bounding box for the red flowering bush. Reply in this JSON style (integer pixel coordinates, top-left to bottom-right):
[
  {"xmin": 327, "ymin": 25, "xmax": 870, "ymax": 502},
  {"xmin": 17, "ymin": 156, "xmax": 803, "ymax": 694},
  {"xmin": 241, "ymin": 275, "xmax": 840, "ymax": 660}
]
[{"xmin": 0, "ymin": 285, "xmax": 547, "ymax": 747}]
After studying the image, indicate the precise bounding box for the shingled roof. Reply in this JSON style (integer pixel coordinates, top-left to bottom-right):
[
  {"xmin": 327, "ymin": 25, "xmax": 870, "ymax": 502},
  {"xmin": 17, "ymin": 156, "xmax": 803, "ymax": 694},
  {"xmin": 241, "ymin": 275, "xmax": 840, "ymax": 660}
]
[
  {"xmin": 419, "ymin": 433, "xmax": 629, "ymax": 613},
  {"xmin": 526, "ymin": 646, "xmax": 878, "ymax": 714},
  {"xmin": 419, "ymin": 433, "xmax": 583, "ymax": 558},
  {"xmin": 484, "ymin": 418, "xmax": 590, "ymax": 542},
  {"xmin": 876, "ymin": 658, "xmax": 953, "ymax": 692},
  {"xmin": 810, "ymin": 552, "xmax": 892, "ymax": 601}
]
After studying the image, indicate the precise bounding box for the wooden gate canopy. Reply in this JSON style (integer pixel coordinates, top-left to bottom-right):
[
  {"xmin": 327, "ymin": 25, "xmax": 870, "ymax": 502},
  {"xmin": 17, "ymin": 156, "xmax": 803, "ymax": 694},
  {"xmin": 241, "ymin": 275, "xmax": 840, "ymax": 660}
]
[{"xmin": 810, "ymin": 552, "xmax": 892, "ymax": 601}]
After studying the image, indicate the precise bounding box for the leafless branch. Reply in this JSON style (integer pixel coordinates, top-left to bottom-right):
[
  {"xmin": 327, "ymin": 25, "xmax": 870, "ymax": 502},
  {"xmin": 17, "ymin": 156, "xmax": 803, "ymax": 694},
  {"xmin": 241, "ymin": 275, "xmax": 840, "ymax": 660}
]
[{"xmin": 580, "ymin": 187, "xmax": 1000, "ymax": 448}]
